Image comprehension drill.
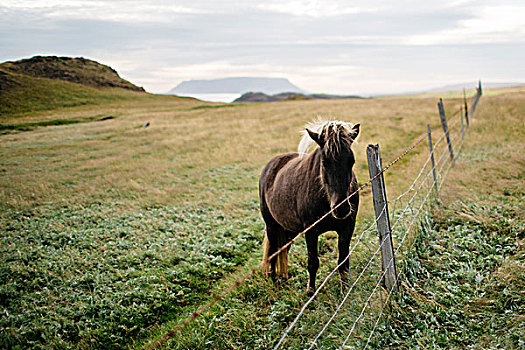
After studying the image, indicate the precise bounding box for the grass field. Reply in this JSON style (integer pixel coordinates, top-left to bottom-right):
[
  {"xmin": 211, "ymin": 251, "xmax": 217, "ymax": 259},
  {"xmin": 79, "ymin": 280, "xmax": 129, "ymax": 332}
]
[{"xmin": 1, "ymin": 85, "xmax": 523, "ymax": 348}]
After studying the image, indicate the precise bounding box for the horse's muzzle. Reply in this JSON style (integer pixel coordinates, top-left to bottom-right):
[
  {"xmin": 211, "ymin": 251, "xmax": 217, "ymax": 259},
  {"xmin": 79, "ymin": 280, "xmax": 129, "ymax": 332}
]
[{"xmin": 331, "ymin": 199, "xmax": 353, "ymax": 220}]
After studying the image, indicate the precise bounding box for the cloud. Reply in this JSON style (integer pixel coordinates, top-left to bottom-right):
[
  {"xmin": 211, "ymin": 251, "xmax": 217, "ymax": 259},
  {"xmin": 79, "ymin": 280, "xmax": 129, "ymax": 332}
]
[
  {"xmin": 0, "ymin": 1, "xmax": 524, "ymax": 94},
  {"xmin": 257, "ymin": 1, "xmax": 378, "ymax": 18},
  {"xmin": 406, "ymin": 5, "xmax": 525, "ymax": 45}
]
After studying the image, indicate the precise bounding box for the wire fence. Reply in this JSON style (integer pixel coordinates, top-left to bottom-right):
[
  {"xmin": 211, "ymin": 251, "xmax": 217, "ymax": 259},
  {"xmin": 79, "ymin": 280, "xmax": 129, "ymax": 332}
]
[
  {"xmin": 273, "ymin": 82, "xmax": 481, "ymax": 349},
  {"xmin": 152, "ymin": 82, "xmax": 482, "ymax": 349}
]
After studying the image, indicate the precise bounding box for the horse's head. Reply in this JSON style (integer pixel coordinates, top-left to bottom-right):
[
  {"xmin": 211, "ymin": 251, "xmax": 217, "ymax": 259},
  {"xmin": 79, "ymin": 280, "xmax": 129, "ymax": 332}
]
[{"xmin": 306, "ymin": 121, "xmax": 360, "ymax": 220}]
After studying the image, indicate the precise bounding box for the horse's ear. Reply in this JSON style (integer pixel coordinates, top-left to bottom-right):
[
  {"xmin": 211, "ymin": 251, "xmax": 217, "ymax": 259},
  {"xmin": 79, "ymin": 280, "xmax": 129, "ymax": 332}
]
[
  {"xmin": 307, "ymin": 128, "xmax": 324, "ymax": 147},
  {"xmin": 351, "ymin": 123, "xmax": 360, "ymax": 140}
]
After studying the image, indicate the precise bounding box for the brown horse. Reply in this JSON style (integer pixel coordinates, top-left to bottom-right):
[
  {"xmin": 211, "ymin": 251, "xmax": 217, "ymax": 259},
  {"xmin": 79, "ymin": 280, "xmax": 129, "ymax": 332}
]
[{"xmin": 259, "ymin": 119, "xmax": 360, "ymax": 294}]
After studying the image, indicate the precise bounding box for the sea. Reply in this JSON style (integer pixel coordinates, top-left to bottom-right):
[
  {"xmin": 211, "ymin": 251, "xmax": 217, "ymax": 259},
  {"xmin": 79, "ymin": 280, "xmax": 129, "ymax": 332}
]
[{"xmin": 176, "ymin": 93, "xmax": 242, "ymax": 103}]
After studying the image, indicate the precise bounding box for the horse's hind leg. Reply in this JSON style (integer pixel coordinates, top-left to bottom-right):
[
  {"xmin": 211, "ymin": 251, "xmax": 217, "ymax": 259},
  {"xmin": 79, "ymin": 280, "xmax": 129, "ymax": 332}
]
[
  {"xmin": 260, "ymin": 183, "xmax": 291, "ymax": 283},
  {"xmin": 260, "ymin": 202, "xmax": 288, "ymax": 283},
  {"xmin": 266, "ymin": 226, "xmax": 279, "ymax": 282},
  {"xmin": 266, "ymin": 224, "xmax": 289, "ymax": 282}
]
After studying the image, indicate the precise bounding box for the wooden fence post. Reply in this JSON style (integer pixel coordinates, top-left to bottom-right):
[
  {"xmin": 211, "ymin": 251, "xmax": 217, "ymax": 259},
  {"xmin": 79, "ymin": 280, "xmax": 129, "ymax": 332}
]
[
  {"xmin": 478, "ymin": 80, "xmax": 483, "ymax": 96},
  {"xmin": 460, "ymin": 105, "xmax": 464, "ymax": 139},
  {"xmin": 366, "ymin": 144, "xmax": 398, "ymax": 292},
  {"xmin": 438, "ymin": 99, "xmax": 454, "ymax": 161},
  {"xmin": 463, "ymin": 89, "xmax": 469, "ymax": 127},
  {"xmin": 471, "ymin": 80, "xmax": 482, "ymax": 118},
  {"xmin": 427, "ymin": 124, "xmax": 438, "ymax": 197}
]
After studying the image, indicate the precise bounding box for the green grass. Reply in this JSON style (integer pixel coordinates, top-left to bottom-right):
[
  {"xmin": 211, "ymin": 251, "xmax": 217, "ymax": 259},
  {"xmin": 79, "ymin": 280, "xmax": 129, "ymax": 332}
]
[
  {"xmin": 0, "ymin": 68, "xmax": 138, "ymax": 117},
  {"xmin": 369, "ymin": 89, "xmax": 525, "ymax": 348},
  {"xmin": 0, "ymin": 115, "xmax": 116, "ymax": 133},
  {"xmin": 375, "ymin": 198, "xmax": 524, "ymax": 349},
  {"xmin": 0, "ymin": 84, "xmax": 523, "ymax": 349},
  {"xmin": 0, "ymin": 67, "xmax": 198, "ymax": 119},
  {"xmin": 0, "ymin": 202, "xmax": 262, "ymax": 349}
]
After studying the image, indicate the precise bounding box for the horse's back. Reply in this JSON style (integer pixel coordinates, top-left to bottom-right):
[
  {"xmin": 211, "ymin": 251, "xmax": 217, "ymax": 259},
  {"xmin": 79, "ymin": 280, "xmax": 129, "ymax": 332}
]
[
  {"xmin": 260, "ymin": 152, "xmax": 310, "ymax": 232},
  {"xmin": 259, "ymin": 152, "xmax": 299, "ymax": 196}
]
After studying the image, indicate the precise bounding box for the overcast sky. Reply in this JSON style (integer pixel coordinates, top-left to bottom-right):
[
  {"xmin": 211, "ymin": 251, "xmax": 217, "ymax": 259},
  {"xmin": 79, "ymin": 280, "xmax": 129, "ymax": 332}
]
[{"xmin": 1, "ymin": 0, "xmax": 524, "ymax": 95}]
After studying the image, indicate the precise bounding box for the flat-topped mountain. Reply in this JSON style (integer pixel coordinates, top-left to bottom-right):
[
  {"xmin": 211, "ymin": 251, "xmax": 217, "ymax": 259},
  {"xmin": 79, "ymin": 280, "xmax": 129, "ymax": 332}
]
[
  {"xmin": 0, "ymin": 56, "xmax": 144, "ymax": 91},
  {"xmin": 168, "ymin": 77, "xmax": 305, "ymax": 95}
]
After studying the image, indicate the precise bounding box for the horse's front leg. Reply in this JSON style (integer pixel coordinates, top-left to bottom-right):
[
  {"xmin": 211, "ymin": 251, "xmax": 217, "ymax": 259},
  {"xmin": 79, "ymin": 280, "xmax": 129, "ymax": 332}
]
[
  {"xmin": 337, "ymin": 223, "xmax": 355, "ymax": 292},
  {"xmin": 305, "ymin": 232, "xmax": 319, "ymax": 296}
]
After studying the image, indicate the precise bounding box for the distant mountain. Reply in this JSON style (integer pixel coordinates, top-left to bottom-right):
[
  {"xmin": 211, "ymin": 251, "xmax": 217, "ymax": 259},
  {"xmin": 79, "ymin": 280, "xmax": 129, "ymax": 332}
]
[
  {"xmin": 234, "ymin": 92, "xmax": 363, "ymax": 103},
  {"xmin": 168, "ymin": 77, "xmax": 305, "ymax": 95}
]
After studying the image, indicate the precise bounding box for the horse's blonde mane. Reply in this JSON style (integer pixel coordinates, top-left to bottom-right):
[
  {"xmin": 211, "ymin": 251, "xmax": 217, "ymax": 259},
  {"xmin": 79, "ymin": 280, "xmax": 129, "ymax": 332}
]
[{"xmin": 298, "ymin": 118, "xmax": 358, "ymax": 158}]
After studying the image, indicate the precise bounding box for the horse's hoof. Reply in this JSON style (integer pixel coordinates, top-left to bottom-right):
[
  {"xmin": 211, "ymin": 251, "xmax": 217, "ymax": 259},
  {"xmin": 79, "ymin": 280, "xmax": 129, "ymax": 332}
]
[
  {"xmin": 306, "ymin": 286, "xmax": 315, "ymax": 297},
  {"xmin": 340, "ymin": 280, "xmax": 351, "ymax": 295}
]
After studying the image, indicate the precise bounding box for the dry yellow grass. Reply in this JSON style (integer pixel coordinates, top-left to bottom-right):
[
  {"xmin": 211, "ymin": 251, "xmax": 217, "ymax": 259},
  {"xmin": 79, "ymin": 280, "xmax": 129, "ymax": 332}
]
[
  {"xmin": 2, "ymin": 86, "xmax": 520, "ymax": 220},
  {"xmin": 438, "ymin": 88, "xmax": 525, "ymax": 207}
]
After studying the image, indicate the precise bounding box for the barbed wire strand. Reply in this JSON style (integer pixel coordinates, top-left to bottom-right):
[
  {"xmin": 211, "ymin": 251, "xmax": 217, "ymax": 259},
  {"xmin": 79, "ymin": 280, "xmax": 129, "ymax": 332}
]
[
  {"xmin": 388, "ymin": 125, "xmax": 449, "ymax": 216},
  {"xmin": 388, "ymin": 123, "xmax": 448, "ymax": 213},
  {"xmin": 370, "ymin": 119, "xmax": 453, "ymax": 231},
  {"xmin": 390, "ymin": 129, "xmax": 457, "ymax": 229},
  {"xmin": 390, "ymin": 167, "xmax": 434, "ymax": 232},
  {"xmin": 392, "ymin": 115, "xmax": 460, "ymax": 198},
  {"xmin": 387, "ymin": 152, "xmax": 432, "ymax": 206},
  {"xmin": 451, "ymin": 108, "xmax": 461, "ymax": 117},
  {"xmin": 388, "ymin": 132, "xmax": 455, "ymax": 232}
]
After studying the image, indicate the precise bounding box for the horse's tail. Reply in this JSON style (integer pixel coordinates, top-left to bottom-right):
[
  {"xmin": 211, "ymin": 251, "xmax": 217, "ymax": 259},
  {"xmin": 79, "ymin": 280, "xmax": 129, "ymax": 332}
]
[
  {"xmin": 262, "ymin": 233, "xmax": 289, "ymax": 279},
  {"xmin": 262, "ymin": 235, "xmax": 271, "ymax": 275}
]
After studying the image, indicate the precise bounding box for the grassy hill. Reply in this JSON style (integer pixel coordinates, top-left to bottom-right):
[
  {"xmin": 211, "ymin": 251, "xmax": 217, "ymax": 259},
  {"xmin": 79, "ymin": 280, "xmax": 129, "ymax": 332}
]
[
  {"xmin": 0, "ymin": 56, "xmax": 203, "ymax": 132},
  {"xmin": 0, "ymin": 56, "xmax": 154, "ymax": 117},
  {"xmin": 0, "ymin": 81, "xmax": 523, "ymax": 349},
  {"xmin": 1, "ymin": 56, "xmax": 144, "ymax": 91}
]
